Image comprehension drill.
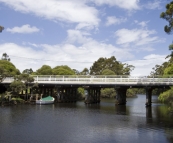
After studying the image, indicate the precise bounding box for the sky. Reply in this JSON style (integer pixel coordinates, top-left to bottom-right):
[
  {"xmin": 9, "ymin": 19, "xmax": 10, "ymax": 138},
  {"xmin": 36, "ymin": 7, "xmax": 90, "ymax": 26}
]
[{"xmin": 0, "ymin": 0, "xmax": 172, "ymax": 76}]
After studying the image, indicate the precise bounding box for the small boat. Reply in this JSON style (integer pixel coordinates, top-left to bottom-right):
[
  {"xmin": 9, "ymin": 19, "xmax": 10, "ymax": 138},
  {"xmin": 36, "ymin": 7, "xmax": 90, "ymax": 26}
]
[{"xmin": 36, "ymin": 96, "xmax": 55, "ymax": 105}]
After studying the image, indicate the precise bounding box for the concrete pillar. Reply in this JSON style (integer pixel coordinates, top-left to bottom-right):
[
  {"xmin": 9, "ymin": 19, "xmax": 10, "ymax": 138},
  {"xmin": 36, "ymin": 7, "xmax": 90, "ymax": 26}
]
[
  {"xmin": 145, "ymin": 87, "xmax": 152, "ymax": 106},
  {"xmin": 115, "ymin": 87, "xmax": 128, "ymax": 105}
]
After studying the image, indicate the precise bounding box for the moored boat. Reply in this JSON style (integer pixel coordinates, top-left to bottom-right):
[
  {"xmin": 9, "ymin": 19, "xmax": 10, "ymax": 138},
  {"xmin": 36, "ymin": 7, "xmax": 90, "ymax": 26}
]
[{"xmin": 36, "ymin": 96, "xmax": 55, "ymax": 105}]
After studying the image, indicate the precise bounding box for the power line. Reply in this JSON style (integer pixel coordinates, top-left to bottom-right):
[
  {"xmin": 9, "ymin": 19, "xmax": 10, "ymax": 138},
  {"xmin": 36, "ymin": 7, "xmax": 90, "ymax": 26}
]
[{"xmin": 9, "ymin": 55, "xmax": 167, "ymax": 63}]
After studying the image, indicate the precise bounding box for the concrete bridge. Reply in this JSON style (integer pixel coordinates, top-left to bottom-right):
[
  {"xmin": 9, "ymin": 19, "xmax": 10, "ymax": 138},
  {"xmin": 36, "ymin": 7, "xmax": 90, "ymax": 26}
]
[{"xmin": 1, "ymin": 75, "xmax": 173, "ymax": 106}]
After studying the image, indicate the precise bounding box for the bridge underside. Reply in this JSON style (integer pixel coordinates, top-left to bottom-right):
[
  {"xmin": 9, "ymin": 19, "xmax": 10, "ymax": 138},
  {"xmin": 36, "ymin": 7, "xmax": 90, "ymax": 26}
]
[{"xmin": 0, "ymin": 83, "xmax": 170, "ymax": 106}]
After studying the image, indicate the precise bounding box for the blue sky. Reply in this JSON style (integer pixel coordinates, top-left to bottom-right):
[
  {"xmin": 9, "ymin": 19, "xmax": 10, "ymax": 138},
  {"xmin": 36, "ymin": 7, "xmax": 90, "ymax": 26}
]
[{"xmin": 0, "ymin": 0, "xmax": 172, "ymax": 76}]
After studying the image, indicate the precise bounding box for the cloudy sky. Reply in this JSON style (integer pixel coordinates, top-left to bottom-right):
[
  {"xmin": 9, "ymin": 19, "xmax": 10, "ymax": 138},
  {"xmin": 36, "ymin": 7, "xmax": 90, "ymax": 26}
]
[{"xmin": 0, "ymin": 0, "xmax": 172, "ymax": 76}]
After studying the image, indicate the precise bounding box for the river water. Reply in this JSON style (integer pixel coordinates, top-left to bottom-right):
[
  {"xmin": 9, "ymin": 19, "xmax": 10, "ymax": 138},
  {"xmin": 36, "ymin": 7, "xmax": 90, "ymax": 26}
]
[{"xmin": 0, "ymin": 94, "xmax": 173, "ymax": 143}]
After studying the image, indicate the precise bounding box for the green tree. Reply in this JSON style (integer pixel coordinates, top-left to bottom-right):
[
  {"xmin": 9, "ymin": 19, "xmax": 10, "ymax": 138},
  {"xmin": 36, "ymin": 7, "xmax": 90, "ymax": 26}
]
[
  {"xmin": 164, "ymin": 64, "xmax": 173, "ymax": 75},
  {"xmin": 160, "ymin": 1, "xmax": 173, "ymax": 55},
  {"xmin": 1, "ymin": 53, "xmax": 10, "ymax": 61},
  {"xmin": 160, "ymin": 1, "xmax": 173, "ymax": 34},
  {"xmin": 101, "ymin": 69, "xmax": 115, "ymax": 75},
  {"xmin": 0, "ymin": 60, "xmax": 20, "ymax": 83},
  {"xmin": 22, "ymin": 68, "xmax": 33, "ymax": 74},
  {"xmin": 52, "ymin": 65, "xmax": 75, "ymax": 75},
  {"xmin": 0, "ymin": 26, "xmax": 4, "ymax": 32},
  {"xmin": 0, "ymin": 66, "xmax": 8, "ymax": 83},
  {"xmin": 10, "ymin": 80, "xmax": 26, "ymax": 96},
  {"xmin": 36, "ymin": 65, "xmax": 52, "ymax": 75},
  {"xmin": 80, "ymin": 68, "xmax": 89, "ymax": 75},
  {"xmin": 90, "ymin": 56, "xmax": 134, "ymax": 75}
]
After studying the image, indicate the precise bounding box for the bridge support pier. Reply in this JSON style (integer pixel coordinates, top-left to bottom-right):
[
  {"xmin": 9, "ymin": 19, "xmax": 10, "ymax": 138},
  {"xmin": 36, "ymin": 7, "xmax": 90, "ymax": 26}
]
[
  {"xmin": 57, "ymin": 87, "xmax": 77, "ymax": 103},
  {"xmin": 115, "ymin": 87, "xmax": 128, "ymax": 105},
  {"xmin": 145, "ymin": 87, "xmax": 153, "ymax": 106},
  {"xmin": 84, "ymin": 87, "xmax": 100, "ymax": 104}
]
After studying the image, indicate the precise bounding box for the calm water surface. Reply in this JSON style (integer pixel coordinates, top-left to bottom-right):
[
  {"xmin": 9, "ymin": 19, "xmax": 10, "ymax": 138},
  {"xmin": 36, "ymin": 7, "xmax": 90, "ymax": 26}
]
[{"xmin": 0, "ymin": 94, "xmax": 173, "ymax": 143}]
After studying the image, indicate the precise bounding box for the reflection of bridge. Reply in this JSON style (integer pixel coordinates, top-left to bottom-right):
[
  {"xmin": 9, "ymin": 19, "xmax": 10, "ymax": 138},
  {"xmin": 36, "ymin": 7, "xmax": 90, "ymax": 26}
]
[{"xmin": 1, "ymin": 75, "xmax": 173, "ymax": 106}]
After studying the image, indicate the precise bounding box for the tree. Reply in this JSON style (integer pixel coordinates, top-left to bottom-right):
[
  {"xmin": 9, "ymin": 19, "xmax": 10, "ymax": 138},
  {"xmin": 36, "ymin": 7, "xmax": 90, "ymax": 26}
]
[
  {"xmin": 0, "ymin": 26, "xmax": 4, "ymax": 32},
  {"xmin": 160, "ymin": 1, "xmax": 173, "ymax": 55},
  {"xmin": 160, "ymin": 1, "xmax": 173, "ymax": 34},
  {"xmin": 0, "ymin": 60, "xmax": 20, "ymax": 83},
  {"xmin": 52, "ymin": 65, "xmax": 75, "ymax": 75},
  {"xmin": 90, "ymin": 56, "xmax": 134, "ymax": 75},
  {"xmin": 80, "ymin": 68, "xmax": 89, "ymax": 75},
  {"xmin": 164, "ymin": 64, "xmax": 173, "ymax": 75},
  {"xmin": 22, "ymin": 68, "xmax": 33, "ymax": 74},
  {"xmin": 10, "ymin": 80, "xmax": 26, "ymax": 96},
  {"xmin": 101, "ymin": 69, "xmax": 115, "ymax": 75},
  {"xmin": 36, "ymin": 65, "xmax": 52, "ymax": 75},
  {"xmin": 0, "ymin": 66, "xmax": 8, "ymax": 83},
  {"xmin": 1, "ymin": 53, "xmax": 10, "ymax": 61}
]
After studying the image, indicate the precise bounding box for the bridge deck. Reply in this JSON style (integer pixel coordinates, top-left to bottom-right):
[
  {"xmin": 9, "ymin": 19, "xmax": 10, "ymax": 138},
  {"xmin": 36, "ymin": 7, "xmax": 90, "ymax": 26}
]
[{"xmin": 2, "ymin": 76, "xmax": 173, "ymax": 87}]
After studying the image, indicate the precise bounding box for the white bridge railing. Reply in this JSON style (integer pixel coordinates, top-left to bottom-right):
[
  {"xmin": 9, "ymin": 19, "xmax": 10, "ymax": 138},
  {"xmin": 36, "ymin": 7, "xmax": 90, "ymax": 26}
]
[{"xmin": 2, "ymin": 75, "xmax": 173, "ymax": 85}]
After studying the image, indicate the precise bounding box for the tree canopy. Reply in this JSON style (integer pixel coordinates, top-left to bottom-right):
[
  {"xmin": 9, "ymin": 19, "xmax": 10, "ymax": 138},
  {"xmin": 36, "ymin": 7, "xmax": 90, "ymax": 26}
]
[
  {"xmin": 160, "ymin": 1, "xmax": 173, "ymax": 34},
  {"xmin": 0, "ymin": 26, "xmax": 4, "ymax": 32},
  {"xmin": 36, "ymin": 65, "xmax": 52, "ymax": 75},
  {"xmin": 52, "ymin": 65, "xmax": 75, "ymax": 75},
  {"xmin": 90, "ymin": 56, "xmax": 134, "ymax": 75},
  {"xmin": 0, "ymin": 60, "xmax": 20, "ymax": 76},
  {"xmin": 1, "ymin": 53, "xmax": 10, "ymax": 61}
]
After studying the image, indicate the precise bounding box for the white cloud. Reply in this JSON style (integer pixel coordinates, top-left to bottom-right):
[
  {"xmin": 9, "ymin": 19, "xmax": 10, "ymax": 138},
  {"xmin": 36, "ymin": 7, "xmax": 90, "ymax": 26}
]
[
  {"xmin": 134, "ymin": 20, "xmax": 149, "ymax": 28},
  {"xmin": 144, "ymin": 0, "xmax": 162, "ymax": 10},
  {"xmin": 91, "ymin": 0, "xmax": 140, "ymax": 10},
  {"xmin": 115, "ymin": 28, "xmax": 160, "ymax": 46},
  {"xmin": 0, "ymin": 0, "xmax": 100, "ymax": 30},
  {"xmin": 106, "ymin": 16, "xmax": 127, "ymax": 26},
  {"xmin": 6, "ymin": 24, "xmax": 40, "ymax": 34},
  {"xmin": 0, "ymin": 35, "xmax": 133, "ymax": 73},
  {"xmin": 127, "ymin": 54, "xmax": 168, "ymax": 76}
]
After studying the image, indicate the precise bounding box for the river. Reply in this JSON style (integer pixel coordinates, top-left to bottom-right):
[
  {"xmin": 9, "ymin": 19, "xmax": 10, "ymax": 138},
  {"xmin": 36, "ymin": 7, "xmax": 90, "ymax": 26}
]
[{"xmin": 0, "ymin": 94, "xmax": 172, "ymax": 143}]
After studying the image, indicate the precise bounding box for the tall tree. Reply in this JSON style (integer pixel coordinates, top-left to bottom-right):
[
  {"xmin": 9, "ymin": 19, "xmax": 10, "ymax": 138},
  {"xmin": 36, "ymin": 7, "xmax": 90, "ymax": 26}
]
[
  {"xmin": 90, "ymin": 56, "xmax": 134, "ymax": 75},
  {"xmin": 0, "ymin": 60, "xmax": 20, "ymax": 83},
  {"xmin": 36, "ymin": 65, "xmax": 52, "ymax": 75},
  {"xmin": 80, "ymin": 68, "xmax": 89, "ymax": 75},
  {"xmin": 22, "ymin": 68, "xmax": 33, "ymax": 74},
  {"xmin": 160, "ymin": 1, "xmax": 173, "ymax": 34},
  {"xmin": 160, "ymin": 1, "xmax": 173, "ymax": 54},
  {"xmin": 1, "ymin": 53, "xmax": 10, "ymax": 61},
  {"xmin": 52, "ymin": 65, "xmax": 75, "ymax": 75},
  {"xmin": 0, "ymin": 26, "xmax": 4, "ymax": 32}
]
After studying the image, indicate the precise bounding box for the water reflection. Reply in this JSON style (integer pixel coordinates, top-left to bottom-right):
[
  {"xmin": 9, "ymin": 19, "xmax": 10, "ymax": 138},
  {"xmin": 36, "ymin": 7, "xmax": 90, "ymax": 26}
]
[{"xmin": 0, "ymin": 95, "xmax": 173, "ymax": 143}]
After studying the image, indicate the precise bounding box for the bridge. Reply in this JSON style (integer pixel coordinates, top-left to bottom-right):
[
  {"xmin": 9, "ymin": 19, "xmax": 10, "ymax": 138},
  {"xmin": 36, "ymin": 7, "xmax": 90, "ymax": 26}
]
[{"xmin": 1, "ymin": 75, "xmax": 173, "ymax": 106}]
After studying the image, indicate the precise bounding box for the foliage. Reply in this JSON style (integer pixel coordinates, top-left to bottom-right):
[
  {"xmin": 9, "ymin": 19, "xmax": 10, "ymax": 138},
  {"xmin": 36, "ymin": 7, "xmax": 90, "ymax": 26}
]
[
  {"xmin": 126, "ymin": 88, "xmax": 138, "ymax": 97},
  {"xmin": 1, "ymin": 53, "xmax": 10, "ymax": 61},
  {"xmin": 0, "ymin": 60, "xmax": 20, "ymax": 82},
  {"xmin": 0, "ymin": 66, "xmax": 9, "ymax": 83},
  {"xmin": 150, "ymin": 56, "xmax": 173, "ymax": 76},
  {"xmin": 101, "ymin": 69, "xmax": 115, "ymax": 75},
  {"xmin": 101, "ymin": 88, "xmax": 116, "ymax": 98},
  {"xmin": 158, "ymin": 87, "xmax": 173, "ymax": 103},
  {"xmin": 0, "ymin": 60, "xmax": 20, "ymax": 75},
  {"xmin": 36, "ymin": 65, "xmax": 52, "ymax": 75},
  {"xmin": 160, "ymin": 1, "xmax": 173, "ymax": 34},
  {"xmin": 31, "ymin": 83, "xmax": 39, "ymax": 94},
  {"xmin": 0, "ymin": 25, "xmax": 4, "ymax": 32},
  {"xmin": 10, "ymin": 80, "xmax": 26, "ymax": 95},
  {"xmin": 15, "ymin": 74, "xmax": 34, "ymax": 83},
  {"xmin": 164, "ymin": 64, "xmax": 173, "ymax": 75},
  {"xmin": 52, "ymin": 65, "xmax": 75, "ymax": 75},
  {"xmin": 90, "ymin": 56, "xmax": 134, "ymax": 75},
  {"xmin": 80, "ymin": 68, "xmax": 89, "ymax": 75},
  {"xmin": 11, "ymin": 97, "xmax": 25, "ymax": 103},
  {"xmin": 22, "ymin": 68, "xmax": 33, "ymax": 74}
]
